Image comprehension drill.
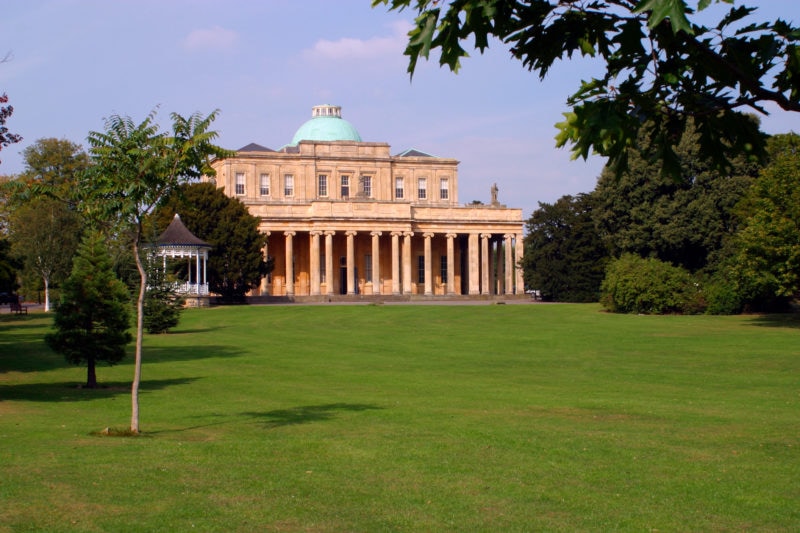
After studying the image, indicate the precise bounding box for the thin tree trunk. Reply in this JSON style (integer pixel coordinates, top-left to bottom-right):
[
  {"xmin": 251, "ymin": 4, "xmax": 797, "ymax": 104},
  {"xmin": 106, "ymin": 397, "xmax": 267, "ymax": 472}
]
[
  {"xmin": 43, "ymin": 275, "xmax": 50, "ymax": 312},
  {"xmin": 131, "ymin": 231, "xmax": 146, "ymax": 434},
  {"xmin": 87, "ymin": 356, "xmax": 97, "ymax": 389}
]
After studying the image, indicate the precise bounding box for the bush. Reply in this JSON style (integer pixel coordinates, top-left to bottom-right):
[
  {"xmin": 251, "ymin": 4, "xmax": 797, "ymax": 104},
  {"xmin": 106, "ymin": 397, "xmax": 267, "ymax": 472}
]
[
  {"xmin": 702, "ymin": 277, "xmax": 744, "ymax": 315},
  {"xmin": 600, "ymin": 254, "xmax": 703, "ymax": 314}
]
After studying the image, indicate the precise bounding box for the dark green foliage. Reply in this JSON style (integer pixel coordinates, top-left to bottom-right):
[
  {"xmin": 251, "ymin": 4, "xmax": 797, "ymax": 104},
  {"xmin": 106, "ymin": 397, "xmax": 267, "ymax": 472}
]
[
  {"xmin": 45, "ymin": 231, "xmax": 132, "ymax": 388},
  {"xmin": 154, "ymin": 183, "xmax": 270, "ymax": 303},
  {"xmin": 375, "ymin": 0, "xmax": 800, "ymax": 178},
  {"xmin": 0, "ymin": 238, "xmax": 20, "ymax": 293},
  {"xmin": 522, "ymin": 193, "xmax": 607, "ymax": 302},
  {"xmin": 143, "ymin": 257, "xmax": 184, "ymax": 334},
  {"xmin": 600, "ymin": 254, "xmax": 702, "ymax": 314},
  {"xmin": 593, "ymin": 123, "xmax": 758, "ymax": 273}
]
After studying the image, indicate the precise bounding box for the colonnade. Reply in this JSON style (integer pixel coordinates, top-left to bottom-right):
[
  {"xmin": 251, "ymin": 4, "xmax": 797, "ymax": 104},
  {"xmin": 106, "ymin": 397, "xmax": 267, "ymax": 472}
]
[{"xmin": 264, "ymin": 229, "xmax": 524, "ymax": 297}]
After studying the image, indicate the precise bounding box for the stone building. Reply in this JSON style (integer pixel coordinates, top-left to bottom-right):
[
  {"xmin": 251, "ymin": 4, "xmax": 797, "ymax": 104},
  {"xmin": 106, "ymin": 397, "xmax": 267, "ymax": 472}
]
[{"xmin": 203, "ymin": 105, "xmax": 525, "ymax": 299}]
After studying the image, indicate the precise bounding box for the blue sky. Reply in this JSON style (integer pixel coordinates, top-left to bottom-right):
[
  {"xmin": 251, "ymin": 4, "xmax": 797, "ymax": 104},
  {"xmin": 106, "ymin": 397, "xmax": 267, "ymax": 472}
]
[{"xmin": 2, "ymin": 0, "xmax": 798, "ymax": 218}]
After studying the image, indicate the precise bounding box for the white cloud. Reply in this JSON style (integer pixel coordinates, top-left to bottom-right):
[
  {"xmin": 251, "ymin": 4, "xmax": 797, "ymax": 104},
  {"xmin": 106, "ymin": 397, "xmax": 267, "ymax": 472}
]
[
  {"xmin": 182, "ymin": 26, "xmax": 239, "ymax": 52},
  {"xmin": 303, "ymin": 20, "xmax": 410, "ymax": 62}
]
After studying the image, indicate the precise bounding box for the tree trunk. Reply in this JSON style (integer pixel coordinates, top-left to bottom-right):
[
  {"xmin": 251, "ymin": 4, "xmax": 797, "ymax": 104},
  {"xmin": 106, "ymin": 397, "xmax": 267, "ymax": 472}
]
[
  {"xmin": 43, "ymin": 275, "xmax": 50, "ymax": 312},
  {"xmin": 86, "ymin": 355, "xmax": 97, "ymax": 389},
  {"xmin": 130, "ymin": 231, "xmax": 146, "ymax": 434}
]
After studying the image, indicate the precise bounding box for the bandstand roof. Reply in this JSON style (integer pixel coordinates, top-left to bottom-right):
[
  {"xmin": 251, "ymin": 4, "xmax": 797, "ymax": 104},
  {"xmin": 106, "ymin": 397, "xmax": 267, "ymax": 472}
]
[{"xmin": 156, "ymin": 214, "xmax": 211, "ymax": 249}]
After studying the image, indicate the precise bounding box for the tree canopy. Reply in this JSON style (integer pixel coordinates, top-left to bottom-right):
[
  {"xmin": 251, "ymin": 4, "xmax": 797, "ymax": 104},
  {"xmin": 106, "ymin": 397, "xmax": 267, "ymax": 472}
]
[
  {"xmin": 0, "ymin": 93, "xmax": 22, "ymax": 164},
  {"xmin": 374, "ymin": 0, "xmax": 800, "ymax": 177}
]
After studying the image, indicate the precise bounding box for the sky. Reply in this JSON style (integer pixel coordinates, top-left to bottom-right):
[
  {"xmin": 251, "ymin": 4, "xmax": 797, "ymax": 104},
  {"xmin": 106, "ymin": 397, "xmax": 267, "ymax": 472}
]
[{"xmin": 1, "ymin": 0, "xmax": 798, "ymax": 219}]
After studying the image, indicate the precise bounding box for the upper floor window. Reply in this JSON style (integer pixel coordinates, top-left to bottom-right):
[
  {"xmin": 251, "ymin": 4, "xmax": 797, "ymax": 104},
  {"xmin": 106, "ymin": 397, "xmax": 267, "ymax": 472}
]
[
  {"xmin": 440, "ymin": 178, "xmax": 449, "ymax": 200},
  {"xmin": 318, "ymin": 174, "xmax": 328, "ymax": 197},
  {"xmin": 259, "ymin": 173, "xmax": 270, "ymax": 196},
  {"xmin": 284, "ymin": 174, "xmax": 294, "ymax": 197},
  {"xmin": 360, "ymin": 175, "xmax": 372, "ymax": 198},
  {"xmin": 395, "ymin": 177, "xmax": 404, "ymax": 199},
  {"xmin": 341, "ymin": 175, "xmax": 350, "ymax": 198},
  {"xmin": 418, "ymin": 177, "xmax": 427, "ymax": 200},
  {"xmin": 235, "ymin": 172, "xmax": 245, "ymax": 195}
]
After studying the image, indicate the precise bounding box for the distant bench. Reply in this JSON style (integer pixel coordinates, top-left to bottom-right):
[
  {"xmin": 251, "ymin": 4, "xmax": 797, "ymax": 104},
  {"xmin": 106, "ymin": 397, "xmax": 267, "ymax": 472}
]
[{"xmin": 10, "ymin": 302, "xmax": 27, "ymax": 315}]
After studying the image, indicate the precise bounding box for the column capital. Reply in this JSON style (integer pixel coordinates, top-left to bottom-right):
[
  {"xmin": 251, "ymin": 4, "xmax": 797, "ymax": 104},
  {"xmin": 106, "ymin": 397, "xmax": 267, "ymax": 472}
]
[
  {"xmin": 345, "ymin": 230, "xmax": 358, "ymax": 237},
  {"xmin": 310, "ymin": 230, "xmax": 323, "ymax": 237},
  {"xmin": 446, "ymin": 232, "xmax": 458, "ymax": 239},
  {"xmin": 371, "ymin": 230, "xmax": 383, "ymax": 237},
  {"xmin": 284, "ymin": 231, "xmax": 296, "ymax": 237},
  {"xmin": 423, "ymin": 232, "xmax": 435, "ymax": 239},
  {"xmin": 504, "ymin": 233, "xmax": 514, "ymax": 240},
  {"xmin": 391, "ymin": 231, "xmax": 403, "ymax": 238},
  {"xmin": 324, "ymin": 230, "xmax": 336, "ymax": 237},
  {"xmin": 403, "ymin": 231, "xmax": 414, "ymax": 238},
  {"xmin": 480, "ymin": 233, "xmax": 492, "ymax": 239}
]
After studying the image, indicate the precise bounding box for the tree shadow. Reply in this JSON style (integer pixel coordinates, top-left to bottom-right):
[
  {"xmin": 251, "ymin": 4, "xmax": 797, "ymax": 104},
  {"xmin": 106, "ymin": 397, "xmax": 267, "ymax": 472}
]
[
  {"xmin": 0, "ymin": 377, "xmax": 201, "ymax": 403},
  {"xmin": 244, "ymin": 403, "xmax": 384, "ymax": 429},
  {"xmin": 745, "ymin": 313, "xmax": 800, "ymax": 329}
]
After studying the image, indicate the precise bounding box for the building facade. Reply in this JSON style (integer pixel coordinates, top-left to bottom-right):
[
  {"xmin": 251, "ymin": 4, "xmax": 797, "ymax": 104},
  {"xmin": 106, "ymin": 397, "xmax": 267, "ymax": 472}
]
[{"xmin": 204, "ymin": 105, "xmax": 525, "ymax": 299}]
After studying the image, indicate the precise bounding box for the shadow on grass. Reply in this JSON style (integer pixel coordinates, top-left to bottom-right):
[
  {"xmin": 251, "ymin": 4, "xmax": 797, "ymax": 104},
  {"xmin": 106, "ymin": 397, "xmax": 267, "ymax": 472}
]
[
  {"xmin": 746, "ymin": 313, "xmax": 800, "ymax": 329},
  {"xmin": 245, "ymin": 403, "xmax": 384, "ymax": 429},
  {"xmin": 0, "ymin": 377, "xmax": 200, "ymax": 403}
]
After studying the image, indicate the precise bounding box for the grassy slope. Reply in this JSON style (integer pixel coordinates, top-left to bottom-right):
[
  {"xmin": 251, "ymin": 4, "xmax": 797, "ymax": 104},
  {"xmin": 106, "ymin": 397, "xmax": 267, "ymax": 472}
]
[{"xmin": 1, "ymin": 304, "xmax": 798, "ymax": 532}]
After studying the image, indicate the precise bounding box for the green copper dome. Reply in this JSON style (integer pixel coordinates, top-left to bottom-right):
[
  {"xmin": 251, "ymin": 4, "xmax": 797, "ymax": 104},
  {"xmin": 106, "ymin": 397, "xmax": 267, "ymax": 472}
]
[{"xmin": 289, "ymin": 105, "xmax": 362, "ymax": 146}]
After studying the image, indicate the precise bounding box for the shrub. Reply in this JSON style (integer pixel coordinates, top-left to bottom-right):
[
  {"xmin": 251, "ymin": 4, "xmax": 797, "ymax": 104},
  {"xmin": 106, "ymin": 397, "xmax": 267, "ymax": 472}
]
[{"xmin": 600, "ymin": 254, "xmax": 703, "ymax": 314}]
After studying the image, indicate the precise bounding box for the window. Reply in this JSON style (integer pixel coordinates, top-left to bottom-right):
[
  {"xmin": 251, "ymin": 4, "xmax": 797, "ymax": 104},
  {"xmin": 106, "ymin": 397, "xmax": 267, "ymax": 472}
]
[
  {"xmin": 440, "ymin": 178, "xmax": 449, "ymax": 200},
  {"xmin": 259, "ymin": 174, "xmax": 270, "ymax": 196},
  {"xmin": 360, "ymin": 175, "xmax": 372, "ymax": 198},
  {"xmin": 318, "ymin": 174, "xmax": 328, "ymax": 197},
  {"xmin": 417, "ymin": 255, "xmax": 425, "ymax": 283},
  {"xmin": 440, "ymin": 255, "xmax": 448, "ymax": 284},
  {"xmin": 418, "ymin": 178, "xmax": 427, "ymax": 200},
  {"xmin": 395, "ymin": 177, "xmax": 404, "ymax": 199},
  {"xmin": 341, "ymin": 175, "xmax": 350, "ymax": 198},
  {"xmin": 320, "ymin": 252, "xmax": 326, "ymax": 283},
  {"xmin": 235, "ymin": 172, "xmax": 245, "ymax": 195},
  {"xmin": 284, "ymin": 174, "xmax": 294, "ymax": 197},
  {"xmin": 364, "ymin": 254, "xmax": 372, "ymax": 283}
]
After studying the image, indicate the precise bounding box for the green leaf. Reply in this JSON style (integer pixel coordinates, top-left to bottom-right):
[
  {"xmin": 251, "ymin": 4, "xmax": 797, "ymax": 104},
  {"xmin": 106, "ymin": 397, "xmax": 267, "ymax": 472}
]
[{"xmin": 634, "ymin": 0, "xmax": 694, "ymax": 35}]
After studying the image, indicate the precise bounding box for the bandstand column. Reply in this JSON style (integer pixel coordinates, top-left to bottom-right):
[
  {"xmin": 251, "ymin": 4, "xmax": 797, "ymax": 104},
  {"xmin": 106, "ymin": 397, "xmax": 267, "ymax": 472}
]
[
  {"xmin": 423, "ymin": 232, "xmax": 433, "ymax": 296},
  {"xmin": 195, "ymin": 250, "xmax": 201, "ymax": 295},
  {"xmin": 284, "ymin": 231, "xmax": 295, "ymax": 297},
  {"xmin": 504, "ymin": 233, "xmax": 514, "ymax": 295},
  {"xmin": 391, "ymin": 232, "xmax": 401, "ymax": 295},
  {"xmin": 468, "ymin": 233, "xmax": 480, "ymax": 295},
  {"xmin": 481, "ymin": 233, "xmax": 491, "ymax": 295},
  {"xmin": 325, "ymin": 231, "xmax": 335, "ymax": 296},
  {"xmin": 310, "ymin": 231, "xmax": 321, "ymax": 296},
  {"xmin": 346, "ymin": 230, "xmax": 357, "ymax": 295},
  {"xmin": 515, "ymin": 234, "xmax": 524, "ymax": 294},
  {"xmin": 446, "ymin": 233, "xmax": 456, "ymax": 295},
  {"xmin": 402, "ymin": 232, "xmax": 413, "ymax": 295},
  {"xmin": 371, "ymin": 231, "xmax": 382, "ymax": 295}
]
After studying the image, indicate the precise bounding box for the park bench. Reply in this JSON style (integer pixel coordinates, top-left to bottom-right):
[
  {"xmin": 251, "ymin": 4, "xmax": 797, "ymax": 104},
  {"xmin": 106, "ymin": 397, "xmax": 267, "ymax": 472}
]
[{"xmin": 10, "ymin": 301, "xmax": 27, "ymax": 315}]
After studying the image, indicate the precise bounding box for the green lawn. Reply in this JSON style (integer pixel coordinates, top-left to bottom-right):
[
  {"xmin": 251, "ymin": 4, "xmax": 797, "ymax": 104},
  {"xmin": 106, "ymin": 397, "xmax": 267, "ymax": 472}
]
[{"xmin": 1, "ymin": 304, "xmax": 798, "ymax": 532}]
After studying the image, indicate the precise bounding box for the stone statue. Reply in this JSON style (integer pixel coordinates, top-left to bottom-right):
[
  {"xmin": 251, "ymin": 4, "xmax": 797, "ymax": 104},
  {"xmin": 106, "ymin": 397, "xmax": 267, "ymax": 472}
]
[{"xmin": 491, "ymin": 182, "xmax": 499, "ymax": 205}]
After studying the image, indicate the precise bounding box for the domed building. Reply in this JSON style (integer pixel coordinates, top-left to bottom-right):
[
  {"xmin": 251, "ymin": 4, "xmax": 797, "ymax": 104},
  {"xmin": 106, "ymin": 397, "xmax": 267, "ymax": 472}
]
[{"xmin": 204, "ymin": 105, "xmax": 524, "ymax": 299}]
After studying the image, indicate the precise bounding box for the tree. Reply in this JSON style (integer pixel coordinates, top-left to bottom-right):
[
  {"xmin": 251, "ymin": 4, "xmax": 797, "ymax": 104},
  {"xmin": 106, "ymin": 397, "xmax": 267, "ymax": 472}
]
[
  {"xmin": 8, "ymin": 197, "xmax": 82, "ymax": 311},
  {"xmin": 0, "ymin": 93, "xmax": 22, "ymax": 164},
  {"xmin": 45, "ymin": 231, "xmax": 132, "ymax": 388},
  {"xmin": 83, "ymin": 109, "xmax": 230, "ymax": 433},
  {"xmin": 18, "ymin": 138, "xmax": 89, "ymax": 204},
  {"xmin": 728, "ymin": 133, "xmax": 800, "ymax": 305},
  {"xmin": 522, "ymin": 193, "xmax": 607, "ymax": 302},
  {"xmin": 592, "ymin": 122, "xmax": 758, "ymax": 272},
  {"xmin": 374, "ymin": 0, "xmax": 800, "ymax": 177},
  {"xmin": 153, "ymin": 182, "xmax": 270, "ymax": 302},
  {"xmin": 0, "ymin": 238, "xmax": 20, "ymax": 294}
]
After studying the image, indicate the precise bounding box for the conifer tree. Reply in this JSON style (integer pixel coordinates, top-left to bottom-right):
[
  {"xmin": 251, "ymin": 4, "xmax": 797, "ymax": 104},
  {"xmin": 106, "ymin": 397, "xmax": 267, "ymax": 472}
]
[{"xmin": 45, "ymin": 231, "xmax": 132, "ymax": 388}]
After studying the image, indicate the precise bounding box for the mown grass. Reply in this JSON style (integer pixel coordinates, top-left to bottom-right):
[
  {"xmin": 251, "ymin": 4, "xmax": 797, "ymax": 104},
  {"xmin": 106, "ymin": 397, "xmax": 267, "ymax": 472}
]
[{"xmin": 1, "ymin": 304, "xmax": 798, "ymax": 532}]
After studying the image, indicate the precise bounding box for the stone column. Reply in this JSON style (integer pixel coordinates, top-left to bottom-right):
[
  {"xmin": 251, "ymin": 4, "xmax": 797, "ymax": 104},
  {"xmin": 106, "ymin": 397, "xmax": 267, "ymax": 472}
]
[
  {"xmin": 515, "ymin": 234, "xmax": 524, "ymax": 294},
  {"xmin": 468, "ymin": 233, "xmax": 480, "ymax": 295},
  {"xmin": 310, "ymin": 231, "xmax": 321, "ymax": 296},
  {"xmin": 391, "ymin": 231, "xmax": 401, "ymax": 295},
  {"xmin": 504, "ymin": 233, "xmax": 514, "ymax": 295},
  {"xmin": 284, "ymin": 231, "xmax": 295, "ymax": 297},
  {"xmin": 324, "ymin": 231, "xmax": 335, "ymax": 296},
  {"xmin": 371, "ymin": 231, "xmax": 382, "ymax": 295},
  {"xmin": 446, "ymin": 233, "xmax": 457, "ymax": 295},
  {"xmin": 346, "ymin": 230, "xmax": 357, "ymax": 295},
  {"xmin": 423, "ymin": 232, "xmax": 434, "ymax": 296},
  {"xmin": 402, "ymin": 232, "xmax": 413, "ymax": 295},
  {"xmin": 481, "ymin": 233, "xmax": 491, "ymax": 295}
]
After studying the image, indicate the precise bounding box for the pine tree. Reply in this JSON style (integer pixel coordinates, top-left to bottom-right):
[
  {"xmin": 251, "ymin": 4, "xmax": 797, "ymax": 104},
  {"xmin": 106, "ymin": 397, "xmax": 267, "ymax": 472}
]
[{"xmin": 45, "ymin": 231, "xmax": 132, "ymax": 388}]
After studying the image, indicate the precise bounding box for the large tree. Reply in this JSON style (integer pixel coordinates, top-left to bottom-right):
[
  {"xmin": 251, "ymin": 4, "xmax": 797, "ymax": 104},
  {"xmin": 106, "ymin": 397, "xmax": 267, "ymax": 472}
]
[
  {"xmin": 83, "ymin": 109, "xmax": 229, "ymax": 433},
  {"xmin": 45, "ymin": 231, "xmax": 132, "ymax": 389},
  {"xmin": 8, "ymin": 197, "xmax": 82, "ymax": 311},
  {"xmin": 522, "ymin": 193, "xmax": 607, "ymax": 302},
  {"xmin": 153, "ymin": 182, "xmax": 270, "ymax": 302},
  {"xmin": 0, "ymin": 93, "xmax": 22, "ymax": 164},
  {"xmin": 374, "ymin": 0, "xmax": 800, "ymax": 177}
]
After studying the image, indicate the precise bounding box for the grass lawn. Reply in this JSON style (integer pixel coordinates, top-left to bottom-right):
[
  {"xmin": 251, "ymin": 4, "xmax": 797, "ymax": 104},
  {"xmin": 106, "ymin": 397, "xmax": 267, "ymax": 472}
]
[{"xmin": 1, "ymin": 303, "xmax": 798, "ymax": 532}]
